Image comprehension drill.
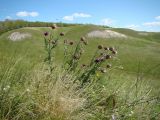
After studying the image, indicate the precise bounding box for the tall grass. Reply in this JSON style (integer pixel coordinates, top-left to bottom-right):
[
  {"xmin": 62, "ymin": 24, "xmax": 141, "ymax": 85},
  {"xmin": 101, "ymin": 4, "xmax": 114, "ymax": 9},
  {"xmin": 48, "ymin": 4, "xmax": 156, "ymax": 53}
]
[{"xmin": 0, "ymin": 25, "xmax": 159, "ymax": 120}]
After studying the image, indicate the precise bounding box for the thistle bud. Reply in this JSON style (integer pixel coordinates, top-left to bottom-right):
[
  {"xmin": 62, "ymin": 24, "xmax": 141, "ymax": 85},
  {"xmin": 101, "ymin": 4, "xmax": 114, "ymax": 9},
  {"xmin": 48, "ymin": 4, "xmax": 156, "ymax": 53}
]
[
  {"xmin": 44, "ymin": 32, "xmax": 48, "ymax": 36},
  {"xmin": 105, "ymin": 55, "xmax": 111, "ymax": 59},
  {"xmin": 94, "ymin": 58, "xmax": 101, "ymax": 63},
  {"xmin": 109, "ymin": 47, "xmax": 115, "ymax": 51},
  {"xmin": 69, "ymin": 41, "xmax": 74, "ymax": 45},
  {"xmin": 106, "ymin": 64, "xmax": 111, "ymax": 68},
  {"xmin": 112, "ymin": 50, "xmax": 117, "ymax": 55},
  {"xmin": 100, "ymin": 68, "xmax": 107, "ymax": 73},
  {"xmin": 104, "ymin": 47, "xmax": 109, "ymax": 50},
  {"xmin": 98, "ymin": 45, "xmax": 103, "ymax": 49},
  {"xmin": 60, "ymin": 32, "xmax": 65, "ymax": 36}
]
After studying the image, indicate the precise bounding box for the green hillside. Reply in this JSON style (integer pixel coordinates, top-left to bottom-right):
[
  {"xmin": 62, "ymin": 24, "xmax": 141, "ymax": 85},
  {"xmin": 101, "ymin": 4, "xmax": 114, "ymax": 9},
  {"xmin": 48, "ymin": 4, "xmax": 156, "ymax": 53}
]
[
  {"xmin": 0, "ymin": 25, "xmax": 160, "ymax": 119},
  {"xmin": 1, "ymin": 25, "xmax": 160, "ymax": 78}
]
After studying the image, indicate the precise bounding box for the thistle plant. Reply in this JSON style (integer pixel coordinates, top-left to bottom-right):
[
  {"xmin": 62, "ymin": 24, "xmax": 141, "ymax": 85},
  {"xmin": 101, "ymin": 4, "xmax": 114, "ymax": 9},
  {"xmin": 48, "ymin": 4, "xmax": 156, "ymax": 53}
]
[
  {"xmin": 43, "ymin": 25, "xmax": 117, "ymax": 86},
  {"xmin": 43, "ymin": 24, "xmax": 64, "ymax": 72}
]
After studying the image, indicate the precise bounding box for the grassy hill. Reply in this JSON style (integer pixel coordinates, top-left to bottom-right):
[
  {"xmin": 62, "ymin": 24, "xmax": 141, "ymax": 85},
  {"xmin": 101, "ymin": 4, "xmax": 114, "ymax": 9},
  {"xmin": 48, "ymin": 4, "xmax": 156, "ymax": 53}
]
[{"xmin": 0, "ymin": 25, "xmax": 160, "ymax": 119}]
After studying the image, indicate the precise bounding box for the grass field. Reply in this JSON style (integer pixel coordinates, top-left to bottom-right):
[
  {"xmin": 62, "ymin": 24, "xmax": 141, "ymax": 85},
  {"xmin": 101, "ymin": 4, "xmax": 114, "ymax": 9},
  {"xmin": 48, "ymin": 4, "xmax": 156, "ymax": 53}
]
[{"xmin": 0, "ymin": 25, "xmax": 160, "ymax": 119}]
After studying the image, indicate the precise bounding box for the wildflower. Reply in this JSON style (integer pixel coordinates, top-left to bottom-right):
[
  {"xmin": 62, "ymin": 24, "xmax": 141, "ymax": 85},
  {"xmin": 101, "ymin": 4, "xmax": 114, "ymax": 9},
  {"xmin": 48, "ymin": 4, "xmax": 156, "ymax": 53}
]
[
  {"xmin": 69, "ymin": 41, "xmax": 74, "ymax": 45},
  {"xmin": 106, "ymin": 64, "xmax": 111, "ymax": 68},
  {"xmin": 44, "ymin": 32, "xmax": 49, "ymax": 36},
  {"xmin": 60, "ymin": 32, "xmax": 65, "ymax": 36},
  {"xmin": 112, "ymin": 50, "xmax": 117, "ymax": 55},
  {"xmin": 51, "ymin": 24, "xmax": 57, "ymax": 29},
  {"xmin": 94, "ymin": 58, "xmax": 101, "ymax": 63},
  {"xmin": 73, "ymin": 55, "xmax": 80, "ymax": 60},
  {"xmin": 100, "ymin": 68, "xmax": 107, "ymax": 73},
  {"xmin": 100, "ymin": 57, "xmax": 105, "ymax": 62},
  {"xmin": 98, "ymin": 45, "xmax": 103, "ymax": 49},
  {"xmin": 105, "ymin": 55, "xmax": 111, "ymax": 59},
  {"xmin": 104, "ymin": 47, "xmax": 109, "ymax": 50},
  {"xmin": 109, "ymin": 47, "xmax": 115, "ymax": 51}
]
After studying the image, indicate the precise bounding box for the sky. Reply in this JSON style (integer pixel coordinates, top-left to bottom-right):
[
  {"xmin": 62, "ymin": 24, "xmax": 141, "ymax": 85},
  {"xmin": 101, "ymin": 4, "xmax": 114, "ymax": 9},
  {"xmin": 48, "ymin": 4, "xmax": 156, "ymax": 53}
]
[{"xmin": 0, "ymin": 0, "xmax": 160, "ymax": 32}]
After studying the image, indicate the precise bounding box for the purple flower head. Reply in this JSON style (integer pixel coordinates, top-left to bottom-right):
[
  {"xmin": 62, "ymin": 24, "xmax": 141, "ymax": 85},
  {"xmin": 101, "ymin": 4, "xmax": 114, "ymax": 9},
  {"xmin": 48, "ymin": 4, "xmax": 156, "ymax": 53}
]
[{"xmin": 44, "ymin": 32, "xmax": 49, "ymax": 36}]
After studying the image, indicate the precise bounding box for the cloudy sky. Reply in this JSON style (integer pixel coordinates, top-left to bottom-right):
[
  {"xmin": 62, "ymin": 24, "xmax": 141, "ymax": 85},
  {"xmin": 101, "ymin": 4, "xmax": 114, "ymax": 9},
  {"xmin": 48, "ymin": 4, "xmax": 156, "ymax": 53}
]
[{"xmin": 0, "ymin": 0, "xmax": 160, "ymax": 32}]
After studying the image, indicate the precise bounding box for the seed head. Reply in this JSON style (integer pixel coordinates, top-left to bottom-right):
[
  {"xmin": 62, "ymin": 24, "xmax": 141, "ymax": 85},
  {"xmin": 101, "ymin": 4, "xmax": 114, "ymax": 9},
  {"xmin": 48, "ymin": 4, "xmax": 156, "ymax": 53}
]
[
  {"xmin": 44, "ymin": 32, "xmax": 48, "ymax": 36},
  {"xmin": 112, "ymin": 50, "xmax": 117, "ymax": 55},
  {"xmin": 105, "ymin": 55, "xmax": 111, "ymax": 59},
  {"xmin": 60, "ymin": 32, "xmax": 65, "ymax": 36},
  {"xmin": 104, "ymin": 47, "xmax": 109, "ymax": 50},
  {"xmin": 100, "ymin": 68, "xmax": 107, "ymax": 73},
  {"xmin": 109, "ymin": 47, "xmax": 115, "ymax": 51},
  {"xmin": 98, "ymin": 45, "xmax": 103, "ymax": 49},
  {"xmin": 106, "ymin": 64, "xmax": 111, "ymax": 68},
  {"xmin": 94, "ymin": 58, "xmax": 101, "ymax": 63},
  {"xmin": 100, "ymin": 57, "xmax": 105, "ymax": 62},
  {"xmin": 69, "ymin": 41, "xmax": 74, "ymax": 45}
]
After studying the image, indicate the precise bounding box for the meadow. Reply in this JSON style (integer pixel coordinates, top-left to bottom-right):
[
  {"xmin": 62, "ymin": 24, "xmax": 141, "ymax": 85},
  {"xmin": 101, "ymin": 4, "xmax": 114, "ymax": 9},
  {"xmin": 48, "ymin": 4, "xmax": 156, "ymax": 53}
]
[{"xmin": 0, "ymin": 24, "xmax": 160, "ymax": 120}]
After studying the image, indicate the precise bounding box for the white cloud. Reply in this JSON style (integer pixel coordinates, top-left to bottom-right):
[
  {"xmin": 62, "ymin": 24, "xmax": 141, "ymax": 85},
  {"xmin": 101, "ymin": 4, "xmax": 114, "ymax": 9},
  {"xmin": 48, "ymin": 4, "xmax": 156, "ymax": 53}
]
[
  {"xmin": 16, "ymin": 11, "xmax": 39, "ymax": 17},
  {"xmin": 143, "ymin": 22, "xmax": 160, "ymax": 27},
  {"xmin": 101, "ymin": 18, "xmax": 114, "ymax": 25},
  {"xmin": 5, "ymin": 16, "xmax": 12, "ymax": 19},
  {"xmin": 63, "ymin": 13, "xmax": 91, "ymax": 21},
  {"xmin": 125, "ymin": 24, "xmax": 139, "ymax": 30},
  {"xmin": 155, "ymin": 16, "xmax": 160, "ymax": 20},
  {"xmin": 63, "ymin": 16, "xmax": 74, "ymax": 21}
]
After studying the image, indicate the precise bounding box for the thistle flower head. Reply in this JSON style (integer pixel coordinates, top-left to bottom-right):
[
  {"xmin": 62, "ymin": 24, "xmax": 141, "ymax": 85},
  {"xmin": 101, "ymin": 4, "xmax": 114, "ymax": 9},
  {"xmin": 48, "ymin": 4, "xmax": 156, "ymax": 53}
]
[
  {"xmin": 105, "ymin": 55, "xmax": 111, "ymax": 59},
  {"xmin": 44, "ymin": 32, "xmax": 49, "ymax": 36},
  {"xmin": 60, "ymin": 32, "xmax": 65, "ymax": 36},
  {"xmin": 104, "ymin": 47, "xmax": 109, "ymax": 50},
  {"xmin": 100, "ymin": 68, "xmax": 107, "ymax": 73},
  {"xmin": 109, "ymin": 47, "xmax": 115, "ymax": 51},
  {"xmin": 98, "ymin": 45, "xmax": 103, "ymax": 49},
  {"xmin": 106, "ymin": 64, "xmax": 111, "ymax": 68},
  {"xmin": 112, "ymin": 50, "xmax": 117, "ymax": 55},
  {"xmin": 94, "ymin": 58, "xmax": 101, "ymax": 63},
  {"xmin": 69, "ymin": 41, "xmax": 74, "ymax": 45}
]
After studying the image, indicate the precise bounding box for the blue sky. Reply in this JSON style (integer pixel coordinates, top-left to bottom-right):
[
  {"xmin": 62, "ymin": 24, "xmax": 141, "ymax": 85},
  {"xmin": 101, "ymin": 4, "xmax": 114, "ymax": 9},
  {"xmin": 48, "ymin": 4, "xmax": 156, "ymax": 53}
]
[{"xmin": 0, "ymin": 0, "xmax": 160, "ymax": 31}]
